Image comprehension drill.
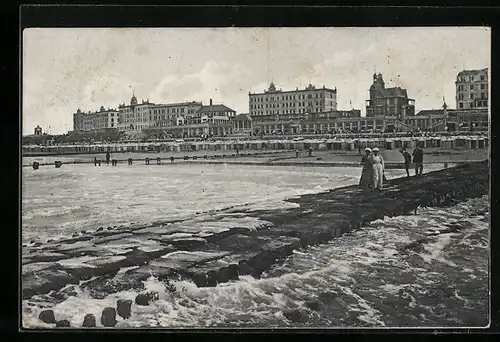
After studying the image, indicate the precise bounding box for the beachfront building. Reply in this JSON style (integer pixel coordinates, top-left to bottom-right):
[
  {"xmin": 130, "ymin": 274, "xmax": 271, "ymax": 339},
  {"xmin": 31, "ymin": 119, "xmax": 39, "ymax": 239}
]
[
  {"xmin": 142, "ymin": 100, "xmax": 237, "ymax": 139},
  {"xmin": 192, "ymin": 99, "xmax": 236, "ymax": 123},
  {"xmin": 149, "ymin": 101, "xmax": 203, "ymax": 127},
  {"xmin": 455, "ymin": 68, "xmax": 489, "ymax": 132},
  {"xmin": 34, "ymin": 125, "xmax": 42, "ymax": 135},
  {"xmin": 73, "ymin": 107, "xmax": 120, "ymax": 132},
  {"xmin": 231, "ymin": 113, "xmax": 253, "ymax": 137},
  {"xmin": 249, "ymin": 82, "xmax": 338, "ymax": 117},
  {"xmin": 117, "ymin": 95, "xmax": 155, "ymax": 133},
  {"xmin": 252, "ymin": 109, "xmax": 361, "ymax": 135},
  {"xmin": 456, "ymin": 68, "xmax": 488, "ymax": 110},
  {"xmin": 365, "ymin": 73, "xmax": 415, "ymax": 119}
]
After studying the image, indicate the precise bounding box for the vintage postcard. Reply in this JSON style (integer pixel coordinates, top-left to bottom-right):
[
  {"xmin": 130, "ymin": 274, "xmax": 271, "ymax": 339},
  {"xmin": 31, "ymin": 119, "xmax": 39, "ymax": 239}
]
[{"xmin": 21, "ymin": 26, "xmax": 490, "ymax": 329}]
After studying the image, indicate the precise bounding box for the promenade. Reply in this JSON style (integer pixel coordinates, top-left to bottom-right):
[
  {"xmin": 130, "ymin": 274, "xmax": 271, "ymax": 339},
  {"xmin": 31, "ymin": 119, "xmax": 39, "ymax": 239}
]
[{"xmin": 23, "ymin": 161, "xmax": 489, "ymax": 327}]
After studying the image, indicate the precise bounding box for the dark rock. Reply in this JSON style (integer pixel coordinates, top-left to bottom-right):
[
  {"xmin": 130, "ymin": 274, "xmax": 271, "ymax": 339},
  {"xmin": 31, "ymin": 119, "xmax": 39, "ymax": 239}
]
[
  {"xmin": 55, "ymin": 319, "xmax": 70, "ymax": 327},
  {"xmin": 135, "ymin": 291, "xmax": 158, "ymax": 306},
  {"xmin": 38, "ymin": 309, "xmax": 56, "ymax": 324},
  {"xmin": 101, "ymin": 307, "xmax": 117, "ymax": 327},
  {"xmin": 97, "ymin": 227, "xmax": 104, "ymax": 232},
  {"xmin": 304, "ymin": 300, "xmax": 321, "ymax": 311},
  {"xmin": 117, "ymin": 299, "xmax": 132, "ymax": 319},
  {"xmin": 72, "ymin": 232, "xmax": 79, "ymax": 237},
  {"xmin": 23, "ymin": 269, "xmax": 72, "ymax": 300},
  {"xmin": 82, "ymin": 314, "xmax": 96, "ymax": 327},
  {"xmin": 283, "ymin": 309, "xmax": 306, "ymax": 322},
  {"xmin": 124, "ymin": 249, "xmax": 150, "ymax": 266},
  {"xmin": 206, "ymin": 270, "xmax": 218, "ymax": 287}
]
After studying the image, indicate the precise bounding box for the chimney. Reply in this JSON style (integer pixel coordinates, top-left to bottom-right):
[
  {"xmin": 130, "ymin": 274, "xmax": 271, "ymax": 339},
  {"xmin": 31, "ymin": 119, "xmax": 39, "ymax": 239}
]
[{"xmin": 210, "ymin": 99, "xmax": 213, "ymax": 106}]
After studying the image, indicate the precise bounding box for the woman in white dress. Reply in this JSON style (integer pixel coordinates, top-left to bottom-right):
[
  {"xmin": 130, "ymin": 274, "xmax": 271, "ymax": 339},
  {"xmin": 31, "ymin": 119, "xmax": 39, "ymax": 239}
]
[{"xmin": 371, "ymin": 147, "xmax": 385, "ymax": 190}]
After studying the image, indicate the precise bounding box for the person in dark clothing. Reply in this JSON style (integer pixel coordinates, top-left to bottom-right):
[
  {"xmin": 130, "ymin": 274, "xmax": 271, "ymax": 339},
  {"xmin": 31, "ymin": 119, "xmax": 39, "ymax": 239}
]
[
  {"xmin": 400, "ymin": 148, "xmax": 412, "ymax": 177},
  {"xmin": 412, "ymin": 144, "xmax": 424, "ymax": 176},
  {"xmin": 105, "ymin": 151, "xmax": 111, "ymax": 164},
  {"xmin": 94, "ymin": 157, "xmax": 97, "ymax": 166}
]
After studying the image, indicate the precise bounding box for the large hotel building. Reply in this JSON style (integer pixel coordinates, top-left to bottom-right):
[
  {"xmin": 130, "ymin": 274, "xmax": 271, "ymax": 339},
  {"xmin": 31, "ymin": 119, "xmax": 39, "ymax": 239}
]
[
  {"xmin": 249, "ymin": 82, "xmax": 338, "ymax": 116},
  {"xmin": 455, "ymin": 68, "xmax": 488, "ymax": 110}
]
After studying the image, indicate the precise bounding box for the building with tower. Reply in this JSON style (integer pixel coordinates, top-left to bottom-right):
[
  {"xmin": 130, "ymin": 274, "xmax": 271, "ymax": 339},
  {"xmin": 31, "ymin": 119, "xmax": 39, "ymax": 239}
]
[
  {"xmin": 365, "ymin": 73, "xmax": 415, "ymax": 118},
  {"xmin": 117, "ymin": 95, "xmax": 155, "ymax": 132},
  {"xmin": 34, "ymin": 125, "xmax": 42, "ymax": 135}
]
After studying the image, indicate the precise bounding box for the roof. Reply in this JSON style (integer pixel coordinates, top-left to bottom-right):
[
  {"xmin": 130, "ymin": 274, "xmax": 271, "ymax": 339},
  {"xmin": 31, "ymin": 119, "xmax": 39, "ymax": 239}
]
[
  {"xmin": 196, "ymin": 104, "xmax": 235, "ymax": 113},
  {"xmin": 382, "ymin": 87, "xmax": 408, "ymax": 98},
  {"xmin": 416, "ymin": 109, "xmax": 457, "ymax": 116},
  {"xmin": 458, "ymin": 68, "xmax": 488, "ymax": 75},
  {"xmin": 233, "ymin": 113, "xmax": 252, "ymax": 121},
  {"xmin": 154, "ymin": 101, "xmax": 202, "ymax": 108}
]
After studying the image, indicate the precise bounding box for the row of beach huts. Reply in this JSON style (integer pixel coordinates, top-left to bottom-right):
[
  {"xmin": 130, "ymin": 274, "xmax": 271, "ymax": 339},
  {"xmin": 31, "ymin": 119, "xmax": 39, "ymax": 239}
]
[{"xmin": 22, "ymin": 136, "xmax": 489, "ymax": 155}]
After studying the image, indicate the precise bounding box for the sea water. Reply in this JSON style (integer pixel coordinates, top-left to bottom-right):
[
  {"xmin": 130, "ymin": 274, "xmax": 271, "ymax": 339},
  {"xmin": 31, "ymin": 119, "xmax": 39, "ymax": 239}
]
[{"xmin": 21, "ymin": 162, "xmax": 488, "ymax": 328}]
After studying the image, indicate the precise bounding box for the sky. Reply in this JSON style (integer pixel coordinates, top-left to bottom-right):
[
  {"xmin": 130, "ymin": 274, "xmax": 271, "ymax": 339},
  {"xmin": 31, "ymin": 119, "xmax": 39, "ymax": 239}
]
[{"xmin": 22, "ymin": 27, "xmax": 490, "ymax": 135}]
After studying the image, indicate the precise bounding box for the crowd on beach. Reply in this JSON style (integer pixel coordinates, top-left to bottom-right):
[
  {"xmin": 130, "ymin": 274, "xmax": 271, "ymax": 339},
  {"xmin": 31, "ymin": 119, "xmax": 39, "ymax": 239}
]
[{"xmin": 359, "ymin": 143, "xmax": 424, "ymax": 192}]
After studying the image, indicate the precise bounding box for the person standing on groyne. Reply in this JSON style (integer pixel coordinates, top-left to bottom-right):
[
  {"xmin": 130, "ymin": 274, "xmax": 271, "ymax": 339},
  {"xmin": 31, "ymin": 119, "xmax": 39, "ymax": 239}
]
[
  {"xmin": 371, "ymin": 147, "xmax": 385, "ymax": 191},
  {"xmin": 94, "ymin": 157, "xmax": 98, "ymax": 166},
  {"xmin": 105, "ymin": 151, "xmax": 111, "ymax": 165},
  {"xmin": 400, "ymin": 147, "xmax": 412, "ymax": 177},
  {"xmin": 412, "ymin": 143, "xmax": 424, "ymax": 176},
  {"xmin": 359, "ymin": 147, "xmax": 373, "ymax": 192}
]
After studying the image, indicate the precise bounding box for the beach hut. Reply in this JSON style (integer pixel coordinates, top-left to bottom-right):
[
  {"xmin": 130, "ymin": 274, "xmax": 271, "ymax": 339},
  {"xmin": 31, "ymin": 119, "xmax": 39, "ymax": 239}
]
[
  {"xmin": 393, "ymin": 139, "xmax": 402, "ymax": 149},
  {"xmin": 385, "ymin": 139, "xmax": 394, "ymax": 150},
  {"xmin": 464, "ymin": 137, "xmax": 472, "ymax": 149},
  {"xmin": 470, "ymin": 137, "xmax": 478, "ymax": 149},
  {"xmin": 346, "ymin": 140, "xmax": 354, "ymax": 151},
  {"xmin": 478, "ymin": 138, "xmax": 485, "ymax": 149},
  {"xmin": 441, "ymin": 138, "xmax": 451, "ymax": 149},
  {"xmin": 454, "ymin": 137, "xmax": 466, "ymax": 148}
]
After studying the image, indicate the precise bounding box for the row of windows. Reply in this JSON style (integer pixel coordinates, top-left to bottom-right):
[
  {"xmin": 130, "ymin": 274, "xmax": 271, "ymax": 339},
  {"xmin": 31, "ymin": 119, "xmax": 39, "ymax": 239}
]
[
  {"xmin": 250, "ymin": 92, "xmax": 334, "ymax": 102},
  {"xmin": 251, "ymin": 101, "xmax": 326, "ymax": 110},
  {"xmin": 457, "ymin": 92, "xmax": 487, "ymax": 100},
  {"xmin": 251, "ymin": 108, "xmax": 325, "ymax": 115},
  {"xmin": 152, "ymin": 108, "xmax": 197, "ymax": 114},
  {"xmin": 457, "ymin": 74, "xmax": 487, "ymax": 82},
  {"xmin": 458, "ymin": 83, "xmax": 487, "ymax": 91},
  {"xmin": 458, "ymin": 100, "xmax": 488, "ymax": 109}
]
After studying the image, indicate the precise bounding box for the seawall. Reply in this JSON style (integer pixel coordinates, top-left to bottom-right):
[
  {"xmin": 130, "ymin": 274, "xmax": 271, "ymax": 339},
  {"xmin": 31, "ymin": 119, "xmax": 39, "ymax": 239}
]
[{"xmin": 22, "ymin": 161, "xmax": 489, "ymax": 306}]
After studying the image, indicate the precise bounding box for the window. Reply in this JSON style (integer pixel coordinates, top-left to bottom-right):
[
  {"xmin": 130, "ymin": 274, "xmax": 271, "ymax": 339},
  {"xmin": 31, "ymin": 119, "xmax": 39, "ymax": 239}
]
[
  {"xmin": 459, "ymin": 102, "xmax": 463, "ymax": 108},
  {"xmin": 481, "ymin": 92, "xmax": 486, "ymax": 99},
  {"xmin": 470, "ymin": 93, "xmax": 474, "ymax": 99},
  {"xmin": 481, "ymin": 84, "xmax": 486, "ymax": 90},
  {"xmin": 470, "ymin": 84, "xmax": 474, "ymax": 90},
  {"xmin": 481, "ymin": 75, "xmax": 485, "ymax": 81}
]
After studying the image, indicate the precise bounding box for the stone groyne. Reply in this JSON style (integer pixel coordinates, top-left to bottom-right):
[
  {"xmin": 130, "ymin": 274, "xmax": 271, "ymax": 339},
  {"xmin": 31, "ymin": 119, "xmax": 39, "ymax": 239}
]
[{"xmin": 23, "ymin": 161, "xmax": 489, "ymax": 327}]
